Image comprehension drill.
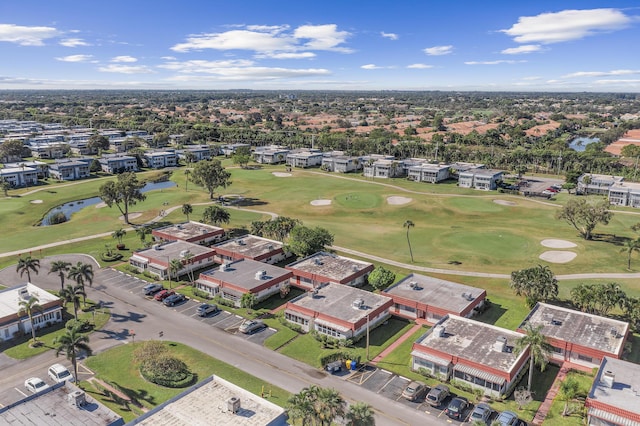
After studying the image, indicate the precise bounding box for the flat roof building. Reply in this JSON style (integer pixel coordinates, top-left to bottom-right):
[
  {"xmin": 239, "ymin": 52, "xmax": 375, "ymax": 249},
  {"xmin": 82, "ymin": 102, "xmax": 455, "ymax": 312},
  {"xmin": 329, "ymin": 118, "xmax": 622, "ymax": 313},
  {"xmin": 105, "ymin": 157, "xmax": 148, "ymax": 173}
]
[
  {"xmin": 586, "ymin": 357, "xmax": 640, "ymax": 426},
  {"xmin": 517, "ymin": 302, "xmax": 629, "ymax": 369},
  {"xmin": 383, "ymin": 273, "xmax": 486, "ymax": 324},
  {"xmin": 152, "ymin": 221, "xmax": 226, "ymax": 246},
  {"xmin": 213, "ymin": 235, "xmax": 290, "ymax": 265},
  {"xmin": 285, "ymin": 282, "xmax": 393, "ymax": 340},
  {"xmin": 411, "ymin": 315, "xmax": 529, "ymax": 397},
  {"xmin": 286, "ymin": 252, "xmax": 374, "ymax": 290},
  {"xmin": 129, "ymin": 241, "xmax": 215, "ymax": 280}
]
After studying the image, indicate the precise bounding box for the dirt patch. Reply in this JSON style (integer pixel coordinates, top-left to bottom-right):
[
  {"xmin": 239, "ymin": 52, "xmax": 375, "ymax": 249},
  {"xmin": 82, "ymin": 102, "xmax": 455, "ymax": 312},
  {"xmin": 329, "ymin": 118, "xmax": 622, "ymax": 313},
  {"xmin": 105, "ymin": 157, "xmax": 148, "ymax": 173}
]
[
  {"xmin": 95, "ymin": 202, "xmax": 107, "ymax": 209},
  {"xmin": 387, "ymin": 196, "xmax": 412, "ymax": 205},
  {"xmin": 539, "ymin": 251, "xmax": 577, "ymax": 263},
  {"xmin": 493, "ymin": 199, "xmax": 516, "ymax": 206},
  {"xmin": 540, "ymin": 239, "xmax": 577, "ymax": 249},
  {"xmin": 30, "ymin": 199, "xmax": 43, "ymax": 204},
  {"xmin": 310, "ymin": 199, "xmax": 332, "ymax": 206},
  {"xmin": 272, "ymin": 172, "xmax": 292, "ymax": 177},
  {"xmin": 119, "ymin": 212, "xmax": 142, "ymax": 220}
]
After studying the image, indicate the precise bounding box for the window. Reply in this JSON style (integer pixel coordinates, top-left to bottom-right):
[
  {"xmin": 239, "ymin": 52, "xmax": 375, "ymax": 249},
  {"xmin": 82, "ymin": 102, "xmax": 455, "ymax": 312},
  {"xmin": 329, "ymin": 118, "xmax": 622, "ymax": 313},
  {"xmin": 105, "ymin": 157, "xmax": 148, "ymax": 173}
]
[
  {"xmin": 552, "ymin": 346, "xmax": 563, "ymax": 354},
  {"xmin": 285, "ymin": 313, "xmax": 309, "ymax": 326},
  {"xmin": 577, "ymin": 354, "xmax": 593, "ymax": 363},
  {"xmin": 316, "ymin": 323, "xmax": 341, "ymax": 338}
]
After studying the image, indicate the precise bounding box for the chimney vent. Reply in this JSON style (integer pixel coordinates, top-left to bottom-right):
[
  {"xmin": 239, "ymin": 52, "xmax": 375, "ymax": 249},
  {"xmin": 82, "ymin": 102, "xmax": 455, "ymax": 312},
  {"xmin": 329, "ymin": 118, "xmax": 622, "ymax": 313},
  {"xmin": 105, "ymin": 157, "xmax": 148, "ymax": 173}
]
[
  {"xmin": 227, "ymin": 396, "xmax": 241, "ymax": 414},
  {"xmin": 602, "ymin": 370, "xmax": 615, "ymax": 388}
]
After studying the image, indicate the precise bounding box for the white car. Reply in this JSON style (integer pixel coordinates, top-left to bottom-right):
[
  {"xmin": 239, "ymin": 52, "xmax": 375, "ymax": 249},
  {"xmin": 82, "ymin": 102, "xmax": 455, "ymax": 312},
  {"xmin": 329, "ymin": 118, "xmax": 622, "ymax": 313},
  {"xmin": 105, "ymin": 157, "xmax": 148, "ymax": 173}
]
[
  {"xmin": 48, "ymin": 363, "xmax": 74, "ymax": 383},
  {"xmin": 24, "ymin": 377, "xmax": 50, "ymax": 394},
  {"xmin": 239, "ymin": 319, "xmax": 265, "ymax": 334}
]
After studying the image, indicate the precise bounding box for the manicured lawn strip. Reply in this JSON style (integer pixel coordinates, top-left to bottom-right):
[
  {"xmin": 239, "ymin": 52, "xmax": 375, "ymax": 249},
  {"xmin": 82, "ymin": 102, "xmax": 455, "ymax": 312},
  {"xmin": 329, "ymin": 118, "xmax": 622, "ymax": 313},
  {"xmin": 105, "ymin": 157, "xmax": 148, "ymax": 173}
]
[
  {"xmin": 375, "ymin": 325, "xmax": 429, "ymax": 380},
  {"xmin": 264, "ymin": 327, "xmax": 299, "ymax": 350},
  {"xmin": 278, "ymin": 333, "xmax": 325, "ymax": 367},
  {"xmin": 84, "ymin": 341, "xmax": 291, "ymax": 422},
  {"xmin": 543, "ymin": 369, "xmax": 592, "ymax": 426}
]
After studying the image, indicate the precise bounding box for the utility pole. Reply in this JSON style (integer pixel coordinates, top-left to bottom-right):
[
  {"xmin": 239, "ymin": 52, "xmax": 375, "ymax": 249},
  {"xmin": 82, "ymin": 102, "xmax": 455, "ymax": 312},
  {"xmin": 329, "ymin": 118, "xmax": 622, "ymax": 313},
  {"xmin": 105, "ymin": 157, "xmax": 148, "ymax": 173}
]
[{"xmin": 366, "ymin": 314, "xmax": 370, "ymax": 361}]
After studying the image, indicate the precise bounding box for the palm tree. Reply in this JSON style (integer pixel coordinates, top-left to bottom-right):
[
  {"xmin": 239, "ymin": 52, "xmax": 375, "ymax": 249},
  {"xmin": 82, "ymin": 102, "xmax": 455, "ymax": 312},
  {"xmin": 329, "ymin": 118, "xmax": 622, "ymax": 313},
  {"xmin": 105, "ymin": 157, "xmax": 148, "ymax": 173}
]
[
  {"xmin": 202, "ymin": 205, "xmax": 231, "ymax": 227},
  {"xmin": 18, "ymin": 295, "xmax": 42, "ymax": 342},
  {"xmin": 49, "ymin": 260, "xmax": 71, "ymax": 291},
  {"xmin": 112, "ymin": 228, "xmax": 126, "ymax": 248},
  {"xmin": 315, "ymin": 387, "xmax": 346, "ymax": 426},
  {"xmin": 53, "ymin": 324, "xmax": 92, "ymax": 385},
  {"xmin": 68, "ymin": 262, "xmax": 94, "ymax": 306},
  {"xmin": 135, "ymin": 225, "xmax": 151, "ymax": 245},
  {"xmin": 287, "ymin": 389, "xmax": 316, "ymax": 425},
  {"xmin": 184, "ymin": 169, "xmax": 191, "ymax": 192},
  {"xmin": 515, "ymin": 323, "xmax": 553, "ymax": 392},
  {"xmin": 621, "ymin": 238, "xmax": 640, "ymax": 270},
  {"xmin": 182, "ymin": 203, "xmax": 193, "ymax": 221},
  {"xmin": 240, "ymin": 293, "xmax": 257, "ymax": 310},
  {"xmin": 168, "ymin": 258, "xmax": 184, "ymax": 289},
  {"xmin": 558, "ymin": 376, "xmax": 580, "ymax": 416},
  {"xmin": 17, "ymin": 255, "xmax": 40, "ymax": 283},
  {"xmin": 59, "ymin": 284, "xmax": 86, "ymax": 319},
  {"xmin": 1, "ymin": 179, "xmax": 10, "ymax": 197},
  {"xmin": 403, "ymin": 220, "xmax": 415, "ymax": 262},
  {"xmin": 345, "ymin": 402, "xmax": 375, "ymax": 426}
]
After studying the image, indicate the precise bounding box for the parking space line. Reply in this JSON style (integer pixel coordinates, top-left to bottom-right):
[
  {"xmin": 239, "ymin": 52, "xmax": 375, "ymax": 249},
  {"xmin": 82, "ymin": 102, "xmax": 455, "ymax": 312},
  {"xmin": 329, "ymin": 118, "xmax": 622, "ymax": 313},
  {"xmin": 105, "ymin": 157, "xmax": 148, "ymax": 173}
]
[{"xmin": 14, "ymin": 388, "xmax": 27, "ymax": 397}]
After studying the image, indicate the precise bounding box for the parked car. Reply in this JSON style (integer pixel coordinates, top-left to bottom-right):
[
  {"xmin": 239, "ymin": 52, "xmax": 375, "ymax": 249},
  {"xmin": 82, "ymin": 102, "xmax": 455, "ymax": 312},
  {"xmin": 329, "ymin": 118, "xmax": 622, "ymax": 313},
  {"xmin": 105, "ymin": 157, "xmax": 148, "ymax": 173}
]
[
  {"xmin": 239, "ymin": 319, "xmax": 265, "ymax": 334},
  {"xmin": 401, "ymin": 381, "xmax": 428, "ymax": 402},
  {"xmin": 445, "ymin": 396, "xmax": 469, "ymax": 420},
  {"xmin": 48, "ymin": 363, "xmax": 74, "ymax": 383},
  {"xmin": 143, "ymin": 283, "xmax": 163, "ymax": 295},
  {"xmin": 24, "ymin": 377, "xmax": 50, "ymax": 394},
  {"xmin": 163, "ymin": 293, "xmax": 186, "ymax": 306},
  {"xmin": 546, "ymin": 187, "xmax": 559, "ymax": 193},
  {"xmin": 154, "ymin": 289, "xmax": 175, "ymax": 301},
  {"xmin": 196, "ymin": 303, "xmax": 218, "ymax": 317},
  {"xmin": 468, "ymin": 402, "xmax": 493, "ymax": 424},
  {"xmin": 496, "ymin": 410, "xmax": 519, "ymax": 426},
  {"xmin": 426, "ymin": 384, "xmax": 450, "ymax": 407}
]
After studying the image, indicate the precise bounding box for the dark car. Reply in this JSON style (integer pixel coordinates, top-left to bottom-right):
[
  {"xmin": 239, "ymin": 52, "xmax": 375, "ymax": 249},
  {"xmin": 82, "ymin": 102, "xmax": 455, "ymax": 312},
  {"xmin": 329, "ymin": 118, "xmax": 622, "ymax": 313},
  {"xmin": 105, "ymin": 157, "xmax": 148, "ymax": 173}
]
[
  {"xmin": 496, "ymin": 411, "xmax": 519, "ymax": 426},
  {"xmin": 143, "ymin": 283, "xmax": 163, "ymax": 295},
  {"xmin": 426, "ymin": 384, "xmax": 450, "ymax": 407},
  {"xmin": 154, "ymin": 289, "xmax": 175, "ymax": 301},
  {"xmin": 196, "ymin": 303, "xmax": 218, "ymax": 317},
  {"xmin": 468, "ymin": 402, "xmax": 492, "ymax": 424},
  {"xmin": 163, "ymin": 293, "xmax": 186, "ymax": 306},
  {"xmin": 401, "ymin": 381, "xmax": 428, "ymax": 402},
  {"xmin": 445, "ymin": 396, "xmax": 469, "ymax": 420}
]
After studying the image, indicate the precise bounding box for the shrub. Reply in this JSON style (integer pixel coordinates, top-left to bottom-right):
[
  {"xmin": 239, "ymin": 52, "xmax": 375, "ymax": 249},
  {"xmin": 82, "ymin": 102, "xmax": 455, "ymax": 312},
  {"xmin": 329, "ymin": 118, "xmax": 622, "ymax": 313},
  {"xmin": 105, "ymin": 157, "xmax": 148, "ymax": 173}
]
[
  {"xmin": 65, "ymin": 318, "xmax": 91, "ymax": 332},
  {"xmin": 140, "ymin": 356, "xmax": 196, "ymax": 388},
  {"xmin": 192, "ymin": 288, "xmax": 211, "ymax": 300},
  {"xmin": 48, "ymin": 212, "xmax": 68, "ymax": 225},
  {"xmin": 213, "ymin": 295, "xmax": 236, "ymax": 307},
  {"xmin": 319, "ymin": 351, "xmax": 361, "ymax": 368}
]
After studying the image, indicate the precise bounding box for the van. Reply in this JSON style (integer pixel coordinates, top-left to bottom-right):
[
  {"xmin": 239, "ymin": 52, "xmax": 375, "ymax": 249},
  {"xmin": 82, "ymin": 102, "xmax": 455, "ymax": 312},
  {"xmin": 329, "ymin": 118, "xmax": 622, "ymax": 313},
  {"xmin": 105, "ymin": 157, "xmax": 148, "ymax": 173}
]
[{"xmin": 48, "ymin": 363, "xmax": 74, "ymax": 383}]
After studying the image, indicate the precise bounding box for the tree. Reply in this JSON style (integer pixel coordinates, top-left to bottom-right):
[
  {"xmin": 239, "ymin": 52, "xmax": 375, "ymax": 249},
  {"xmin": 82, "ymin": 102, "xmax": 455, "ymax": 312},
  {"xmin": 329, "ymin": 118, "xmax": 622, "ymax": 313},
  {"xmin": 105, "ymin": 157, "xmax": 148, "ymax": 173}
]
[
  {"xmin": 184, "ymin": 169, "xmax": 191, "ymax": 192},
  {"xmin": 168, "ymin": 259, "xmax": 184, "ymax": 289},
  {"xmin": 135, "ymin": 225, "xmax": 151, "ymax": 245},
  {"xmin": 287, "ymin": 388, "xmax": 317, "ymax": 426},
  {"xmin": 240, "ymin": 293, "xmax": 257, "ymax": 310},
  {"xmin": 0, "ymin": 179, "xmax": 10, "ymax": 196},
  {"xmin": 561, "ymin": 182, "xmax": 576, "ymax": 194},
  {"xmin": 286, "ymin": 225, "xmax": 334, "ymax": 258},
  {"xmin": 53, "ymin": 324, "xmax": 92, "ymax": 385},
  {"xmin": 202, "ymin": 205, "xmax": 231, "ymax": 226},
  {"xmin": 59, "ymin": 284, "xmax": 86, "ymax": 319},
  {"xmin": 571, "ymin": 282, "xmax": 626, "ymax": 315},
  {"xmin": 558, "ymin": 376, "xmax": 580, "ymax": 416},
  {"xmin": 181, "ymin": 203, "xmax": 193, "ymax": 221},
  {"xmin": 190, "ymin": 159, "xmax": 232, "ymax": 199},
  {"xmin": 345, "ymin": 402, "xmax": 375, "ymax": 426},
  {"xmin": 515, "ymin": 324, "xmax": 553, "ymax": 392},
  {"xmin": 112, "ymin": 228, "xmax": 126, "ymax": 247},
  {"xmin": 556, "ymin": 198, "xmax": 612, "ymax": 240},
  {"xmin": 403, "ymin": 220, "xmax": 415, "ymax": 262},
  {"xmin": 48, "ymin": 260, "xmax": 71, "ymax": 291},
  {"xmin": 510, "ymin": 265, "xmax": 558, "ymax": 308},
  {"xmin": 17, "ymin": 255, "xmax": 40, "ymax": 283},
  {"xmin": 98, "ymin": 172, "xmax": 146, "ymax": 225},
  {"xmin": 68, "ymin": 262, "xmax": 94, "ymax": 306},
  {"xmin": 87, "ymin": 134, "xmax": 110, "ymax": 152},
  {"xmin": 622, "ymin": 238, "xmax": 640, "ymax": 270},
  {"xmin": 18, "ymin": 295, "xmax": 42, "ymax": 343},
  {"xmin": 286, "ymin": 385, "xmax": 345, "ymax": 426},
  {"xmin": 315, "ymin": 387, "xmax": 346, "ymax": 426},
  {"xmin": 367, "ymin": 266, "xmax": 395, "ymax": 291},
  {"xmin": 232, "ymin": 146, "xmax": 252, "ymax": 168}
]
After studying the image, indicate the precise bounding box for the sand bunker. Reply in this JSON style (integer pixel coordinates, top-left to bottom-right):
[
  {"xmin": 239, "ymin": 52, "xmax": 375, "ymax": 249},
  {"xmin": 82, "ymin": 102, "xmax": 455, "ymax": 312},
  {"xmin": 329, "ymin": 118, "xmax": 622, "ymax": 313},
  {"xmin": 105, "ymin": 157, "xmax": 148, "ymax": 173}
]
[
  {"xmin": 30, "ymin": 199, "xmax": 43, "ymax": 204},
  {"xmin": 541, "ymin": 239, "xmax": 577, "ymax": 249},
  {"xmin": 95, "ymin": 202, "xmax": 107, "ymax": 209},
  {"xmin": 539, "ymin": 251, "xmax": 577, "ymax": 263},
  {"xmin": 493, "ymin": 199, "xmax": 516, "ymax": 206},
  {"xmin": 119, "ymin": 212, "xmax": 142, "ymax": 220},
  {"xmin": 272, "ymin": 172, "xmax": 292, "ymax": 177},
  {"xmin": 310, "ymin": 199, "xmax": 332, "ymax": 206},
  {"xmin": 387, "ymin": 196, "xmax": 412, "ymax": 205}
]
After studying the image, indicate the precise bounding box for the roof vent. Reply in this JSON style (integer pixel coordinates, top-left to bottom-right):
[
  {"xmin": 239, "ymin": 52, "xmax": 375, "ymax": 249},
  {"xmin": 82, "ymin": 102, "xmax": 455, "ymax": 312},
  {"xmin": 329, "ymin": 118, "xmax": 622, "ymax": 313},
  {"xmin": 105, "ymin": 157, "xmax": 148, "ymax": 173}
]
[
  {"xmin": 602, "ymin": 370, "xmax": 615, "ymax": 388},
  {"xmin": 352, "ymin": 265, "xmax": 359, "ymax": 272},
  {"xmin": 493, "ymin": 336, "xmax": 507, "ymax": 352},
  {"xmin": 68, "ymin": 390, "xmax": 86, "ymax": 408},
  {"xmin": 152, "ymin": 243, "xmax": 161, "ymax": 250},
  {"xmin": 352, "ymin": 298, "xmax": 364, "ymax": 310},
  {"xmin": 551, "ymin": 318, "xmax": 563, "ymax": 326},
  {"xmin": 176, "ymin": 224, "xmax": 183, "ymax": 230},
  {"xmin": 18, "ymin": 287, "xmax": 30, "ymax": 300},
  {"xmin": 433, "ymin": 324, "xmax": 446, "ymax": 337},
  {"xmin": 610, "ymin": 328, "xmax": 619, "ymax": 338},
  {"xmin": 311, "ymin": 288, "xmax": 319, "ymax": 298},
  {"xmin": 314, "ymin": 257, "xmax": 323, "ymax": 265},
  {"xmin": 255, "ymin": 270, "xmax": 267, "ymax": 280},
  {"xmin": 237, "ymin": 239, "xmax": 245, "ymax": 245},
  {"xmin": 267, "ymin": 244, "xmax": 274, "ymax": 250},
  {"xmin": 179, "ymin": 250, "xmax": 190, "ymax": 258},
  {"xmin": 227, "ymin": 396, "xmax": 241, "ymax": 414},
  {"xmin": 219, "ymin": 263, "xmax": 229, "ymax": 272}
]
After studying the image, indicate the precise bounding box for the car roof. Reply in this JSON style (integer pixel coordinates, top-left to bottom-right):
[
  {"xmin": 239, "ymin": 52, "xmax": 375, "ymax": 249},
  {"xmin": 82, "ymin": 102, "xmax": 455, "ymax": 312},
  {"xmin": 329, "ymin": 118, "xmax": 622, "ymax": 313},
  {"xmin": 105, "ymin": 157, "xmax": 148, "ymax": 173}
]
[{"xmin": 49, "ymin": 363, "xmax": 67, "ymax": 371}]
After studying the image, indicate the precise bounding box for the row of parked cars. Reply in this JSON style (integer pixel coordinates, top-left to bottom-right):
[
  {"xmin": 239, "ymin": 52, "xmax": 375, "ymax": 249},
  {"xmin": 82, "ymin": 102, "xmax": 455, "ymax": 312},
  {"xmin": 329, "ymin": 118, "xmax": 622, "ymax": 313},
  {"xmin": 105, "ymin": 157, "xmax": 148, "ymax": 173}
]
[
  {"xmin": 401, "ymin": 380, "xmax": 525, "ymax": 425},
  {"xmin": 24, "ymin": 363, "xmax": 74, "ymax": 394}
]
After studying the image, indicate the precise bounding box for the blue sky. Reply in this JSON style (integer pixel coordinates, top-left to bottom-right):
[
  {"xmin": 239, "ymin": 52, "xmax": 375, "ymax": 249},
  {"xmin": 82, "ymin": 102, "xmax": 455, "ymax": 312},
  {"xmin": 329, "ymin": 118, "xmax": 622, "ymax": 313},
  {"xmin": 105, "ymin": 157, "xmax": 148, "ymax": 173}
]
[{"xmin": 1, "ymin": 1, "xmax": 639, "ymax": 91}]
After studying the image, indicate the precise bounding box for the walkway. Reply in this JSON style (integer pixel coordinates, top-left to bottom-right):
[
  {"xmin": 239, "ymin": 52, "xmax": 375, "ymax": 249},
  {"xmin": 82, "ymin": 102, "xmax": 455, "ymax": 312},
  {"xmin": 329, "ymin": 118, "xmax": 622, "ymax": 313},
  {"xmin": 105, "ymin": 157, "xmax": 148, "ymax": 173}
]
[
  {"xmin": 531, "ymin": 364, "xmax": 569, "ymax": 425},
  {"xmin": 370, "ymin": 323, "xmax": 423, "ymax": 365}
]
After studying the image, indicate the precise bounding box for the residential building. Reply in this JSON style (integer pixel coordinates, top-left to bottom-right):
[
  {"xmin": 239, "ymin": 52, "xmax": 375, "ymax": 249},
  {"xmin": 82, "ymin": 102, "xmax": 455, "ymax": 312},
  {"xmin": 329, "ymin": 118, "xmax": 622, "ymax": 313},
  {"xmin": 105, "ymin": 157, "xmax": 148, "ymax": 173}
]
[
  {"xmin": 129, "ymin": 241, "xmax": 215, "ymax": 280},
  {"xmin": 178, "ymin": 145, "xmax": 214, "ymax": 162},
  {"xmin": 407, "ymin": 163, "xmax": 451, "ymax": 183},
  {"xmin": 99, "ymin": 154, "xmax": 139, "ymax": 174},
  {"xmin": 0, "ymin": 283, "xmax": 64, "ymax": 342},
  {"xmin": 0, "ymin": 382, "xmax": 123, "ymax": 426},
  {"xmin": 286, "ymin": 252, "xmax": 374, "ymax": 290},
  {"xmin": 577, "ymin": 173, "xmax": 624, "ymax": 196},
  {"xmin": 48, "ymin": 159, "xmax": 91, "ymax": 181},
  {"xmin": 152, "ymin": 221, "xmax": 226, "ymax": 246},
  {"xmin": 383, "ymin": 273, "xmax": 486, "ymax": 324},
  {"xmin": 195, "ymin": 259, "xmax": 292, "ymax": 306},
  {"xmin": 4, "ymin": 161, "xmax": 49, "ymax": 179},
  {"xmin": 213, "ymin": 235, "xmax": 290, "ymax": 264},
  {"xmin": 108, "ymin": 137, "xmax": 140, "ymax": 153},
  {"xmin": 30, "ymin": 142, "xmax": 68, "ymax": 159},
  {"xmin": 321, "ymin": 155, "xmax": 362, "ymax": 173},
  {"xmin": 253, "ymin": 146, "xmax": 290, "ymax": 164},
  {"xmin": 411, "ymin": 315, "xmax": 529, "ymax": 397},
  {"xmin": 143, "ymin": 151, "xmax": 178, "ymax": 169},
  {"xmin": 517, "ymin": 302, "xmax": 629, "ymax": 369},
  {"xmin": 585, "ymin": 357, "xmax": 640, "ymax": 426},
  {"xmin": 362, "ymin": 158, "xmax": 404, "ymax": 178},
  {"xmin": 608, "ymin": 181, "xmax": 640, "ymax": 208},
  {"xmin": 221, "ymin": 143, "xmax": 251, "ymax": 156},
  {"xmin": 127, "ymin": 375, "xmax": 287, "ymax": 426},
  {"xmin": 284, "ymin": 282, "xmax": 393, "ymax": 340},
  {"xmin": 458, "ymin": 168, "xmax": 504, "ymax": 190},
  {"xmin": 286, "ymin": 150, "xmax": 324, "ymax": 168},
  {"xmin": 0, "ymin": 166, "xmax": 38, "ymax": 187}
]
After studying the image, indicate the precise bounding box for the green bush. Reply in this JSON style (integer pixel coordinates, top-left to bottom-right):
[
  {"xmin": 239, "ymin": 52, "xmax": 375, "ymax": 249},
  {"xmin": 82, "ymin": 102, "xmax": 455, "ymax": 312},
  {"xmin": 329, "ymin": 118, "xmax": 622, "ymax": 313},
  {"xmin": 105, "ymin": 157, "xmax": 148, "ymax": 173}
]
[
  {"xmin": 319, "ymin": 351, "xmax": 361, "ymax": 368},
  {"xmin": 214, "ymin": 295, "xmax": 236, "ymax": 307},
  {"xmin": 193, "ymin": 288, "xmax": 211, "ymax": 300},
  {"xmin": 48, "ymin": 212, "xmax": 68, "ymax": 225},
  {"xmin": 65, "ymin": 318, "xmax": 91, "ymax": 332},
  {"xmin": 140, "ymin": 356, "xmax": 196, "ymax": 388}
]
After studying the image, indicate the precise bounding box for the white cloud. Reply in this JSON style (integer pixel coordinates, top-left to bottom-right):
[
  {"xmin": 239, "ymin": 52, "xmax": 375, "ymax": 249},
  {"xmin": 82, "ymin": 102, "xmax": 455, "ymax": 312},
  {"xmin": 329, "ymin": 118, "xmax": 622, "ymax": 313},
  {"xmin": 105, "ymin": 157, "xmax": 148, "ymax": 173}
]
[
  {"xmin": 159, "ymin": 59, "xmax": 256, "ymax": 73},
  {"xmin": 501, "ymin": 44, "xmax": 542, "ymax": 55},
  {"xmin": 0, "ymin": 24, "xmax": 59, "ymax": 46},
  {"xmin": 361, "ymin": 64, "xmax": 383, "ymax": 70},
  {"xmin": 55, "ymin": 54, "xmax": 93, "ymax": 62},
  {"xmin": 594, "ymin": 79, "xmax": 640, "ymax": 85},
  {"xmin": 111, "ymin": 55, "xmax": 138, "ymax": 63},
  {"xmin": 381, "ymin": 32, "xmax": 398, "ymax": 40},
  {"xmin": 407, "ymin": 64, "xmax": 433, "ymax": 69},
  {"xmin": 171, "ymin": 23, "xmax": 351, "ymax": 54},
  {"xmin": 164, "ymin": 66, "xmax": 330, "ymax": 82},
  {"xmin": 98, "ymin": 64, "xmax": 154, "ymax": 74},
  {"xmin": 563, "ymin": 69, "xmax": 640, "ymax": 78},
  {"xmin": 501, "ymin": 8, "xmax": 632, "ymax": 44},
  {"xmin": 465, "ymin": 60, "xmax": 525, "ymax": 65},
  {"xmin": 161, "ymin": 56, "xmax": 177, "ymax": 60},
  {"xmin": 255, "ymin": 52, "xmax": 316, "ymax": 59},
  {"xmin": 59, "ymin": 38, "xmax": 90, "ymax": 47},
  {"xmin": 424, "ymin": 45, "xmax": 453, "ymax": 56}
]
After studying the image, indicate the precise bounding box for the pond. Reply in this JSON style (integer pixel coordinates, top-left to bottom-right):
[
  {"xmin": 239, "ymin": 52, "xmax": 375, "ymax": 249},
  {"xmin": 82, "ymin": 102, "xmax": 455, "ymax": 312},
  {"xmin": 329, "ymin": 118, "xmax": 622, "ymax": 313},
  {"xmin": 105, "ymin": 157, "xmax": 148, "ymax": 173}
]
[
  {"xmin": 569, "ymin": 136, "xmax": 599, "ymax": 152},
  {"xmin": 40, "ymin": 180, "xmax": 177, "ymax": 226}
]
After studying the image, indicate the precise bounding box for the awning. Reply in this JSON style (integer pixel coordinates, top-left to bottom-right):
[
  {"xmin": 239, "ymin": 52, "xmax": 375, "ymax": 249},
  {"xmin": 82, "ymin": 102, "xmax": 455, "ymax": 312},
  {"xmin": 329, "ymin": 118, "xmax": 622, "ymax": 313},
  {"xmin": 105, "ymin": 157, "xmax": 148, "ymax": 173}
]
[
  {"xmin": 196, "ymin": 279, "xmax": 219, "ymax": 289},
  {"xmin": 314, "ymin": 318, "xmax": 352, "ymax": 333},
  {"xmin": 454, "ymin": 364, "xmax": 506, "ymax": 386},
  {"xmin": 130, "ymin": 255, "xmax": 148, "ymax": 264},
  {"xmin": 148, "ymin": 263, "xmax": 166, "ymax": 270},
  {"xmin": 410, "ymin": 351, "xmax": 452, "ymax": 367},
  {"xmin": 222, "ymin": 287, "xmax": 243, "ymax": 298},
  {"xmin": 588, "ymin": 408, "xmax": 640, "ymax": 426}
]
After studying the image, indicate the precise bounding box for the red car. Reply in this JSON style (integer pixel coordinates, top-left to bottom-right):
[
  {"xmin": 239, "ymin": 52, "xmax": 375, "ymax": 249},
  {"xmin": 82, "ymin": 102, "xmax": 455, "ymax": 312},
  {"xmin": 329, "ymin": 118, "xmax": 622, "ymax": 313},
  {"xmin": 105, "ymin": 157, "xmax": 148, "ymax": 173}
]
[{"xmin": 154, "ymin": 289, "xmax": 175, "ymax": 301}]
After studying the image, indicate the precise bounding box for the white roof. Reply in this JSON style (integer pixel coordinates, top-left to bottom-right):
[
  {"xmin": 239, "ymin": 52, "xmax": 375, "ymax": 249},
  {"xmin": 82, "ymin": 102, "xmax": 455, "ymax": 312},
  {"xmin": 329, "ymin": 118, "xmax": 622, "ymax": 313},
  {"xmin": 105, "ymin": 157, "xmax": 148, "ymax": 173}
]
[{"xmin": 0, "ymin": 283, "xmax": 60, "ymax": 318}]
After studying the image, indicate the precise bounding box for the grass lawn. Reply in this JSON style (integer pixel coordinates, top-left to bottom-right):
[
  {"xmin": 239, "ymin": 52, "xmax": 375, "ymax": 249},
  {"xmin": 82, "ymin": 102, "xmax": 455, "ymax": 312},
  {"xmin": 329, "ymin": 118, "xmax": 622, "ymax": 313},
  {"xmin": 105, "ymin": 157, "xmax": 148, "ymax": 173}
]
[
  {"xmin": 84, "ymin": 341, "xmax": 291, "ymax": 423},
  {"xmin": 543, "ymin": 369, "xmax": 592, "ymax": 425}
]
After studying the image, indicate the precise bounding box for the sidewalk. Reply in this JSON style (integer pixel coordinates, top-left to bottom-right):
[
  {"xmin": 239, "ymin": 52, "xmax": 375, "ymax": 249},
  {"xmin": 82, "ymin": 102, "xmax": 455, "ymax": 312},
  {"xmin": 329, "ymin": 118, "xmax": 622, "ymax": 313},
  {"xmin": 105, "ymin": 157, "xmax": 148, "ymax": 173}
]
[
  {"xmin": 531, "ymin": 364, "xmax": 569, "ymax": 425},
  {"xmin": 370, "ymin": 323, "xmax": 423, "ymax": 365}
]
